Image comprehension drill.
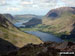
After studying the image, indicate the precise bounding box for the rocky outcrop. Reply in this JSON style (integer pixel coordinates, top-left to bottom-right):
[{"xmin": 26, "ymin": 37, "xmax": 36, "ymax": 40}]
[
  {"xmin": 7, "ymin": 42, "xmax": 75, "ymax": 56},
  {"xmin": 56, "ymin": 42, "xmax": 75, "ymax": 51}
]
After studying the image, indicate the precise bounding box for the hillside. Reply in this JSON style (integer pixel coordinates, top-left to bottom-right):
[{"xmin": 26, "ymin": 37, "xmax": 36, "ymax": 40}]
[
  {"xmin": 23, "ymin": 17, "xmax": 42, "ymax": 27},
  {"xmin": 0, "ymin": 14, "xmax": 43, "ymax": 51},
  {"xmin": 20, "ymin": 7, "xmax": 75, "ymax": 41},
  {"xmin": 35, "ymin": 7, "xmax": 75, "ymax": 41},
  {"xmin": 43, "ymin": 7, "xmax": 75, "ymax": 24}
]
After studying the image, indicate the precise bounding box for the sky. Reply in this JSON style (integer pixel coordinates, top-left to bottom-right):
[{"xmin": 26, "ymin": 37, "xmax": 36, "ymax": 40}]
[{"xmin": 0, "ymin": 0, "xmax": 75, "ymax": 15}]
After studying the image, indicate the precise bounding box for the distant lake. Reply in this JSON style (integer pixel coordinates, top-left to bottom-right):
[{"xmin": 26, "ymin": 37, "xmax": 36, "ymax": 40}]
[
  {"xmin": 14, "ymin": 20, "xmax": 29, "ymax": 27},
  {"xmin": 25, "ymin": 31, "xmax": 64, "ymax": 43}
]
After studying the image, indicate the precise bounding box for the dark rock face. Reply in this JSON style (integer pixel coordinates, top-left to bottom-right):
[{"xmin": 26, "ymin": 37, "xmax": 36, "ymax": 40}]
[
  {"xmin": 23, "ymin": 17, "xmax": 42, "ymax": 27},
  {"xmin": 70, "ymin": 23, "xmax": 75, "ymax": 37},
  {"xmin": 0, "ymin": 38, "xmax": 18, "ymax": 55},
  {"xmin": 56, "ymin": 42, "xmax": 75, "ymax": 52},
  {"xmin": 61, "ymin": 23, "xmax": 75, "ymax": 40},
  {"xmin": 48, "ymin": 12, "xmax": 58, "ymax": 18}
]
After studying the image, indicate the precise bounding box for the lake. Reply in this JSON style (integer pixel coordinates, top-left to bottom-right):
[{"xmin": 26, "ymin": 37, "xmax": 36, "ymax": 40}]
[
  {"xmin": 25, "ymin": 31, "xmax": 64, "ymax": 43},
  {"xmin": 14, "ymin": 22, "xmax": 63, "ymax": 43},
  {"xmin": 14, "ymin": 20, "xmax": 29, "ymax": 27}
]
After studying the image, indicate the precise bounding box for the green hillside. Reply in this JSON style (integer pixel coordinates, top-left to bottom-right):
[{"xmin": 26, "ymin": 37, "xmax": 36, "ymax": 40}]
[
  {"xmin": 42, "ymin": 13, "xmax": 75, "ymax": 34},
  {"xmin": 0, "ymin": 14, "xmax": 43, "ymax": 48}
]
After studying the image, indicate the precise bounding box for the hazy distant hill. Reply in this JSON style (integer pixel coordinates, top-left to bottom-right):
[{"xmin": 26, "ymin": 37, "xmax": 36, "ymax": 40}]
[{"xmin": 15, "ymin": 14, "xmax": 42, "ymax": 21}]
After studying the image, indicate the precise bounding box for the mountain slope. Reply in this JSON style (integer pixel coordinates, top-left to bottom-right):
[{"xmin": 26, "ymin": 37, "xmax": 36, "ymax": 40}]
[
  {"xmin": 42, "ymin": 7, "xmax": 75, "ymax": 38},
  {"xmin": 46, "ymin": 7, "xmax": 75, "ymax": 18},
  {"xmin": 0, "ymin": 14, "xmax": 43, "ymax": 48},
  {"xmin": 3, "ymin": 14, "xmax": 16, "ymax": 23},
  {"xmin": 23, "ymin": 17, "xmax": 42, "ymax": 27}
]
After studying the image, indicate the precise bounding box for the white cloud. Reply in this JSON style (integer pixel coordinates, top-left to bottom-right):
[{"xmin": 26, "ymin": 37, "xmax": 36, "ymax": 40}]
[
  {"xmin": 33, "ymin": 0, "xmax": 57, "ymax": 3},
  {"xmin": 6, "ymin": 7, "xmax": 21, "ymax": 11},
  {"xmin": 61, "ymin": 0, "xmax": 75, "ymax": 7},
  {"xmin": 20, "ymin": 0, "xmax": 33, "ymax": 5},
  {"xmin": 20, "ymin": 1, "xmax": 32, "ymax": 5},
  {"xmin": 32, "ymin": 5, "xmax": 39, "ymax": 8},
  {"xmin": 20, "ymin": 0, "xmax": 58, "ymax": 9},
  {"xmin": 0, "ymin": 0, "xmax": 7, "ymax": 6},
  {"xmin": 0, "ymin": 0, "xmax": 75, "ymax": 15}
]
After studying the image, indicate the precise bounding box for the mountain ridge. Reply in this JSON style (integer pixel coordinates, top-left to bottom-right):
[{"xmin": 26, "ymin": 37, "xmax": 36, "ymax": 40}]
[
  {"xmin": 3, "ymin": 14, "xmax": 16, "ymax": 23},
  {"xmin": 45, "ymin": 7, "xmax": 75, "ymax": 19}
]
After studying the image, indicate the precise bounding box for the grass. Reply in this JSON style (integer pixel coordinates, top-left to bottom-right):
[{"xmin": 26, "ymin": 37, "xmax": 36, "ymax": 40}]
[{"xmin": 0, "ymin": 26, "xmax": 43, "ymax": 47}]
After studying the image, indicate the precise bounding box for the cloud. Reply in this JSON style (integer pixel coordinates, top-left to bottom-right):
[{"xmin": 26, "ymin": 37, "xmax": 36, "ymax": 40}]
[
  {"xmin": 19, "ymin": 0, "xmax": 33, "ymax": 8},
  {"xmin": 20, "ymin": 1, "xmax": 33, "ymax": 6},
  {"xmin": 20, "ymin": 0, "xmax": 33, "ymax": 4},
  {"xmin": 21, "ymin": 2, "xmax": 32, "ymax": 4},
  {"xmin": 20, "ymin": 0, "xmax": 58, "ymax": 9},
  {"xmin": 6, "ymin": 7, "xmax": 22, "ymax": 11},
  {"xmin": 34, "ymin": 0, "xmax": 58, "ymax": 8},
  {"xmin": 0, "ymin": 0, "xmax": 8, "ymax": 6},
  {"xmin": 61, "ymin": 0, "xmax": 75, "ymax": 6},
  {"xmin": 0, "ymin": 0, "xmax": 74, "ymax": 15},
  {"xmin": 33, "ymin": 0, "xmax": 57, "ymax": 3}
]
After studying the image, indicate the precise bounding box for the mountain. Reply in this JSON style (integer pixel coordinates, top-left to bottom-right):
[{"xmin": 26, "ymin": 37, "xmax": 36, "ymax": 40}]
[
  {"xmin": 15, "ymin": 14, "xmax": 42, "ymax": 21},
  {"xmin": 41, "ymin": 7, "xmax": 75, "ymax": 40},
  {"xmin": 3, "ymin": 14, "xmax": 16, "ymax": 23},
  {"xmin": 46, "ymin": 7, "xmax": 75, "ymax": 19},
  {"xmin": 0, "ymin": 14, "xmax": 43, "ymax": 54},
  {"xmin": 23, "ymin": 17, "xmax": 42, "ymax": 27}
]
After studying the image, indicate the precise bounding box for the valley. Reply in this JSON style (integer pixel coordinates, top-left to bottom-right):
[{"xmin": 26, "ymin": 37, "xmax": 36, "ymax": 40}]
[
  {"xmin": 19, "ymin": 7, "xmax": 75, "ymax": 42},
  {"xmin": 0, "ymin": 7, "xmax": 75, "ymax": 56}
]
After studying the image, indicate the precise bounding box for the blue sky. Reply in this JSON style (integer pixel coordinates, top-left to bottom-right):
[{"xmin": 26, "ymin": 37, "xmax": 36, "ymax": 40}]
[{"xmin": 0, "ymin": 0, "xmax": 75, "ymax": 15}]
